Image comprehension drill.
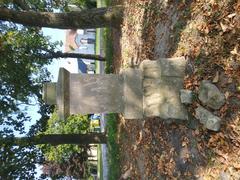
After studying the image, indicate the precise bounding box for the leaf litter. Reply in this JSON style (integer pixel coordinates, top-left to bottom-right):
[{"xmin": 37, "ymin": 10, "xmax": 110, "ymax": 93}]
[{"xmin": 112, "ymin": 0, "xmax": 240, "ymax": 179}]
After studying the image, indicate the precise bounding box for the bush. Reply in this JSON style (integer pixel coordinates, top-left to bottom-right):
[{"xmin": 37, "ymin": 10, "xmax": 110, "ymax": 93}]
[{"xmin": 38, "ymin": 111, "xmax": 90, "ymax": 163}]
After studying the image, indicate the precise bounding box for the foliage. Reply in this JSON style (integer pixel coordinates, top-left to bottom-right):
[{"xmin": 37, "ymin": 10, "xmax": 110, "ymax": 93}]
[
  {"xmin": 0, "ymin": 0, "xmax": 68, "ymax": 11},
  {"xmin": 0, "ymin": 0, "xmax": 96, "ymax": 178},
  {"xmin": 0, "ymin": 27, "xmax": 57, "ymax": 133},
  {"xmin": 39, "ymin": 111, "xmax": 90, "ymax": 163},
  {"xmin": 0, "ymin": 0, "xmax": 96, "ymax": 12},
  {"xmin": 69, "ymin": 0, "xmax": 97, "ymax": 9},
  {"xmin": 104, "ymin": 28, "xmax": 114, "ymax": 74},
  {"xmin": 41, "ymin": 151, "xmax": 89, "ymax": 179},
  {"xmin": 0, "ymin": 130, "xmax": 44, "ymax": 179},
  {"xmin": 0, "ymin": 1, "xmax": 60, "ymax": 178}
]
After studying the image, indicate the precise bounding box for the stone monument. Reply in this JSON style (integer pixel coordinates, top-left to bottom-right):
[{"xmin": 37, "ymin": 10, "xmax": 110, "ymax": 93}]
[{"xmin": 43, "ymin": 57, "xmax": 188, "ymax": 120}]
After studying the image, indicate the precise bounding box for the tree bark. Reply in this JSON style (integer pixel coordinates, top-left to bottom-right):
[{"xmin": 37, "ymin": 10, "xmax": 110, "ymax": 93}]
[
  {"xmin": 0, "ymin": 6, "xmax": 123, "ymax": 29},
  {"xmin": 42, "ymin": 51, "xmax": 105, "ymax": 61},
  {"xmin": 1, "ymin": 133, "xmax": 107, "ymax": 146}
]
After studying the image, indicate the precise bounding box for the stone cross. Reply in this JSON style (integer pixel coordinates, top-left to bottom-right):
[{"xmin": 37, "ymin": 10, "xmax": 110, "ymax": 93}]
[{"xmin": 43, "ymin": 57, "xmax": 188, "ymax": 120}]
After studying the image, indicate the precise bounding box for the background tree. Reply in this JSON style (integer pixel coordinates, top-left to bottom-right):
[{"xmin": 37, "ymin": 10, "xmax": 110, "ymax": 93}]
[
  {"xmin": 39, "ymin": 112, "xmax": 99, "ymax": 179},
  {"xmin": 39, "ymin": 113, "xmax": 91, "ymax": 163},
  {"xmin": 0, "ymin": 114, "xmax": 106, "ymax": 178},
  {"xmin": 0, "ymin": 27, "xmax": 54, "ymax": 132},
  {"xmin": 42, "ymin": 151, "xmax": 90, "ymax": 179},
  {"xmin": 0, "ymin": 6, "xmax": 123, "ymax": 29},
  {"xmin": 0, "ymin": 129, "xmax": 45, "ymax": 179},
  {"xmin": 0, "ymin": 133, "xmax": 107, "ymax": 146},
  {"xmin": 0, "ymin": 0, "xmax": 106, "ymax": 178}
]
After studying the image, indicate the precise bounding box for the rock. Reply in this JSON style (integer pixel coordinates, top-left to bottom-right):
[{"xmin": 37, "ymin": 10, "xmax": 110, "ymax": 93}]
[
  {"xmin": 198, "ymin": 80, "xmax": 225, "ymax": 109},
  {"xmin": 180, "ymin": 89, "xmax": 193, "ymax": 104},
  {"xmin": 195, "ymin": 106, "xmax": 221, "ymax": 131}
]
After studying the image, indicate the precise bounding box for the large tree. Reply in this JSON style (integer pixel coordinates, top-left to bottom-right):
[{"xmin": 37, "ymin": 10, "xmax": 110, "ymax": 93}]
[
  {"xmin": 0, "ymin": 129, "xmax": 44, "ymax": 179},
  {"xmin": 42, "ymin": 151, "xmax": 90, "ymax": 179},
  {"xmin": 0, "ymin": 1, "xmax": 109, "ymax": 178},
  {"xmin": 0, "ymin": 6, "xmax": 123, "ymax": 29},
  {"xmin": 0, "ymin": 132, "xmax": 106, "ymax": 179},
  {"xmin": 0, "ymin": 133, "xmax": 107, "ymax": 146}
]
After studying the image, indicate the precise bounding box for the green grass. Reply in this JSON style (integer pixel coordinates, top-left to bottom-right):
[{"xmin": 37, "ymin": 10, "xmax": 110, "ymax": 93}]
[
  {"xmin": 95, "ymin": 28, "xmax": 100, "ymax": 73},
  {"xmin": 106, "ymin": 114, "xmax": 120, "ymax": 179},
  {"xmin": 103, "ymin": 28, "xmax": 114, "ymax": 74},
  {"xmin": 103, "ymin": 0, "xmax": 113, "ymax": 74},
  {"xmin": 100, "ymin": 1, "xmax": 119, "ymax": 177}
]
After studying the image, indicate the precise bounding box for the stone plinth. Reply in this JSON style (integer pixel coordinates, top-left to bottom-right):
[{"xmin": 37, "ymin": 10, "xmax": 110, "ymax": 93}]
[{"xmin": 141, "ymin": 57, "xmax": 188, "ymax": 120}]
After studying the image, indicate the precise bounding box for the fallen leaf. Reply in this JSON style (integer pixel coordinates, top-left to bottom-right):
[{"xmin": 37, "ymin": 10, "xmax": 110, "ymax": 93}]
[
  {"xmin": 120, "ymin": 166, "xmax": 132, "ymax": 179},
  {"xmin": 230, "ymin": 45, "xmax": 239, "ymax": 56},
  {"xmin": 220, "ymin": 22, "xmax": 228, "ymax": 32},
  {"xmin": 227, "ymin": 78, "xmax": 233, "ymax": 84},
  {"xmin": 233, "ymin": 163, "xmax": 240, "ymax": 170},
  {"xmin": 237, "ymin": 86, "xmax": 240, "ymax": 92},
  {"xmin": 212, "ymin": 71, "xmax": 219, "ymax": 83}
]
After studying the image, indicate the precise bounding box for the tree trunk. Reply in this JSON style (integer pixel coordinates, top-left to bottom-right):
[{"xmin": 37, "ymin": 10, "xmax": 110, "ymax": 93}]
[
  {"xmin": 42, "ymin": 51, "xmax": 105, "ymax": 61},
  {"xmin": 0, "ymin": 6, "xmax": 123, "ymax": 29},
  {"xmin": 1, "ymin": 133, "xmax": 107, "ymax": 146}
]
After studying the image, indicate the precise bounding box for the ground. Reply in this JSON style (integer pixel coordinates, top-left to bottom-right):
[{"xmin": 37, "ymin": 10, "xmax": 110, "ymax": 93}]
[{"xmin": 111, "ymin": 0, "xmax": 240, "ymax": 179}]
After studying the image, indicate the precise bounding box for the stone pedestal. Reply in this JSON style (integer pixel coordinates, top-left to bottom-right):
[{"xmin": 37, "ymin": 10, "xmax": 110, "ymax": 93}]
[{"xmin": 43, "ymin": 57, "xmax": 188, "ymax": 120}]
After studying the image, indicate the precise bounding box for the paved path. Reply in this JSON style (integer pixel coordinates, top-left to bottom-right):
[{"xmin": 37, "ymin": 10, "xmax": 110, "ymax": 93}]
[
  {"xmin": 100, "ymin": 114, "xmax": 108, "ymax": 180},
  {"xmin": 98, "ymin": 28, "xmax": 109, "ymax": 180}
]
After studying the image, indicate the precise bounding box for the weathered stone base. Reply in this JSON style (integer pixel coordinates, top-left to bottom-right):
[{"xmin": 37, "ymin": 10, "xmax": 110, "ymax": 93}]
[{"xmin": 140, "ymin": 57, "xmax": 188, "ymax": 120}]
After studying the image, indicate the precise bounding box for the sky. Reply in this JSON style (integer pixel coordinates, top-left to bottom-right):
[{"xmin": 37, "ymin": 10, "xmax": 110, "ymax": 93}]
[{"xmin": 42, "ymin": 28, "xmax": 66, "ymax": 81}]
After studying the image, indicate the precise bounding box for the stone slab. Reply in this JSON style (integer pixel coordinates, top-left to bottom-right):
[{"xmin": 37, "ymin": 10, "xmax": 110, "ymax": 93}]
[
  {"xmin": 159, "ymin": 57, "xmax": 187, "ymax": 77},
  {"xmin": 141, "ymin": 58, "xmax": 188, "ymax": 120},
  {"xmin": 69, "ymin": 74, "xmax": 123, "ymax": 115},
  {"xmin": 141, "ymin": 57, "xmax": 187, "ymax": 77},
  {"xmin": 121, "ymin": 68, "xmax": 143, "ymax": 119}
]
